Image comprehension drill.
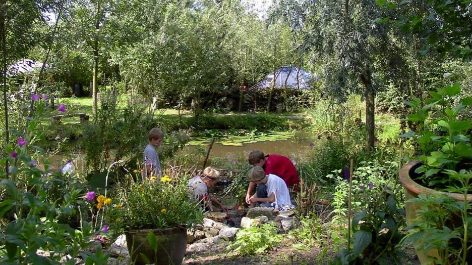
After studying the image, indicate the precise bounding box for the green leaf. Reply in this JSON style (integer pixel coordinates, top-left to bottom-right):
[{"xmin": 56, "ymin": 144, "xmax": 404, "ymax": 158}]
[
  {"xmin": 437, "ymin": 120, "xmax": 449, "ymax": 129},
  {"xmin": 398, "ymin": 130, "xmax": 415, "ymax": 138},
  {"xmin": 386, "ymin": 195, "xmax": 397, "ymax": 213},
  {"xmin": 454, "ymin": 143, "xmax": 472, "ymax": 157},
  {"xmin": 460, "ymin": 97, "xmax": 472, "ymax": 106},
  {"xmin": 425, "ymin": 169, "xmax": 440, "ymax": 177},
  {"xmin": 352, "ymin": 230, "xmax": 372, "ymax": 256},
  {"xmin": 139, "ymin": 253, "xmax": 151, "ymax": 264},
  {"xmin": 147, "ymin": 232, "xmax": 158, "ymax": 252},
  {"xmin": 352, "ymin": 211, "xmax": 367, "ymax": 227},
  {"xmin": 445, "ymin": 83, "xmax": 461, "ymax": 96},
  {"xmin": 376, "ymin": 0, "xmax": 387, "ymax": 6},
  {"xmin": 450, "ymin": 120, "xmax": 471, "ymax": 132}
]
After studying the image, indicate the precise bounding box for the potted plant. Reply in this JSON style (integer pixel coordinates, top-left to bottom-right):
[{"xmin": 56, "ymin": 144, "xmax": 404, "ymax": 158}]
[
  {"xmin": 105, "ymin": 173, "xmax": 203, "ymax": 265},
  {"xmin": 399, "ymin": 83, "xmax": 472, "ymax": 264}
]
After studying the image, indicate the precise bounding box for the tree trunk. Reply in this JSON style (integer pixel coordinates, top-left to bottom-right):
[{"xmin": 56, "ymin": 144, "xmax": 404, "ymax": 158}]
[
  {"xmin": 92, "ymin": 0, "xmax": 101, "ymax": 121},
  {"xmin": 1, "ymin": 0, "xmax": 9, "ymax": 179},
  {"xmin": 360, "ymin": 66, "xmax": 375, "ymax": 152}
]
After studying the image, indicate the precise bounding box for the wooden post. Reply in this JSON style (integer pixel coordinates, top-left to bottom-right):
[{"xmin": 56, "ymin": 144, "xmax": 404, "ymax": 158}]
[
  {"xmin": 202, "ymin": 138, "xmax": 215, "ymax": 170},
  {"xmin": 347, "ymin": 159, "xmax": 354, "ymax": 251}
]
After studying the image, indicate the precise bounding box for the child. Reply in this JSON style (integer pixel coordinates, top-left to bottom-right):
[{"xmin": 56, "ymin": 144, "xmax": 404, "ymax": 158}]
[
  {"xmin": 245, "ymin": 150, "xmax": 299, "ymax": 205},
  {"xmin": 246, "ymin": 166, "xmax": 294, "ymax": 210},
  {"xmin": 143, "ymin": 128, "xmax": 163, "ymax": 180},
  {"xmin": 187, "ymin": 167, "xmax": 228, "ymax": 212}
]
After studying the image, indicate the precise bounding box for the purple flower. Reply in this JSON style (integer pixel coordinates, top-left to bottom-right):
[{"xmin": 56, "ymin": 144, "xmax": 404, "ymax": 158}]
[
  {"xmin": 368, "ymin": 182, "xmax": 374, "ymax": 190},
  {"xmin": 31, "ymin": 94, "xmax": 40, "ymax": 101},
  {"xmin": 11, "ymin": 152, "xmax": 18, "ymax": 158},
  {"xmin": 17, "ymin": 138, "xmax": 27, "ymax": 146},
  {"xmin": 42, "ymin": 94, "xmax": 49, "ymax": 100},
  {"xmin": 66, "ymin": 158, "xmax": 73, "ymax": 164},
  {"xmin": 359, "ymin": 185, "xmax": 365, "ymax": 190},
  {"xmin": 31, "ymin": 160, "xmax": 37, "ymax": 166},
  {"xmin": 85, "ymin": 191, "xmax": 96, "ymax": 201},
  {"xmin": 57, "ymin": 104, "xmax": 66, "ymax": 112},
  {"xmin": 102, "ymin": 225, "xmax": 109, "ymax": 234}
]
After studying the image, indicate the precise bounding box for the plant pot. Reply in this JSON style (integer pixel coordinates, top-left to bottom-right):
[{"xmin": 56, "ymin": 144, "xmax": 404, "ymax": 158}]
[
  {"xmin": 399, "ymin": 161, "xmax": 472, "ymax": 264},
  {"xmin": 125, "ymin": 227, "xmax": 187, "ymax": 265}
]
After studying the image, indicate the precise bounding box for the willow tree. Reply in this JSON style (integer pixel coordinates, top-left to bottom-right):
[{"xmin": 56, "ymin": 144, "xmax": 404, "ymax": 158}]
[{"xmin": 292, "ymin": 0, "xmax": 410, "ymax": 151}]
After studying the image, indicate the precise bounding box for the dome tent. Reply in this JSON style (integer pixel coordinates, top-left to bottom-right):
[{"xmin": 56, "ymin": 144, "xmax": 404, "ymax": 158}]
[{"xmin": 251, "ymin": 66, "xmax": 313, "ymax": 90}]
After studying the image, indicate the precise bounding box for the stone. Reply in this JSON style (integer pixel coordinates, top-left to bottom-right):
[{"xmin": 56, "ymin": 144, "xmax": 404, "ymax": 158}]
[
  {"xmin": 108, "ymin": 235, "xmax": 129, "ymax": 257},
  {"xmin": 187, "ymin": 242, "xmax": 211, "ymax": 254},
  {"xmin": 219, "ymin": 227, "xmax": 239, "ymax": 240},
  {"xmin": 246, "ymin": 207, "xmax": 274, "ymax": 219},
  {"xmin": 203, "ymin": 218, "xmax": 229, "ymax": 230},
  {"xmin": 196, "ymin": 235, "xmax": 220, "ymax": 244},
  {"xmin": 204, "ymin": 212, "xmax": 227, "ymax": 222},
  {"xmin": 85, "ymin": 240, "xmax": 103, "ymax": 252},
  {"xmin": 204, "ymin": 227, "xmax": 220, "ymax": 238},
  {"xmin": 240, "ymin": 216, "xmax": 268, "ymax": 229},
  {"xmin": 187, "ymin": 228, "xmax": 205, "ymax": 244},
  {"xmin": 281, "ymin": 217, "xmax": 296, "ymax": 231},
  {"xmin": 107, "ymin": 257, "xmax": 129, "ymax": 265},
  {"xmin": 278, "ymin": 210, "xmax": 296, "ymax": 218}
]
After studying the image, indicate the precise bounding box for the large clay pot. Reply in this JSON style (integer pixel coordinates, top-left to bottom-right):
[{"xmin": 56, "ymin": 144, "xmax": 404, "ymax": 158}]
[
  {"xmin": 125, "ymin": 227, "xmax": 187, "ymax": 265},
  {"xmin": 399, "ymin": 161, "xmax": 472, "ymax": 264}
]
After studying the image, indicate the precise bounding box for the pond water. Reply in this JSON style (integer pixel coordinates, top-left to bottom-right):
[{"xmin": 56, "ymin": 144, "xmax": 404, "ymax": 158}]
[
  {"xmin": 187, "ymin": 138, "xmax": 314, "ymax": 164},
  {"xmin": 45, "ymin": 131, "xmax": 315, "ymax": 172}
]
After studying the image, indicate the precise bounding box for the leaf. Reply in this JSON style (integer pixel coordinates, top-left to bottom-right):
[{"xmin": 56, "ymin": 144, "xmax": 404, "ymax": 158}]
[
  {"xmin": 445, "ymin": 83, "xmax": 461, "ymax": 96},
  {"xmin": 398, "ymin": 130, "xmax": 415, "ymax": 138},
  {"xmin": 147, "ymin": 232, "xmax": 158, "ymax": 252},
  {"xmin": 376, "ymin": 0, "xmax": 387, "ymax": 6},
  {"xmin": 461, "ymin": 97, "xmax": 472, "ymax": 106},
  {"xmin": 424, "ymin": 169, "xmax": 440, "ymax": 177},
  {"xmin": 352, "ymin": 230, "xmax": 372, "ymax": 256},
  {"xmin": 352, "ymin": 211, "xmax": 367, "ymax": 227},
  {"xmin": 386, "ymin": 195, "xmax": 397, "ymax": 213},
  {"xmin": 139, "ymin": 253, "xmax": 151, "ymax": 264},
  {"xmin": 450, "ymin": 120, "xmax": 471, "ymax": 132},
  {"xmin": 437, "ymin": 120, "xmax": 449, "ymax": 129},
  {"xmin": 454, "ymin": 143, "xmax": 472, "ymax": 157}
]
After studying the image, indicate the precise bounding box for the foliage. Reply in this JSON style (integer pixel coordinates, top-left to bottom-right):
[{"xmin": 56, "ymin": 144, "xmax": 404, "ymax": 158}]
[
  {"xmin": 105, "ymin": 172, "xmax": 203, "ymax": 233},
  {"xmin": 227, "ymin": 223, "xmax": 283, "ymax": 256},
  {"xmin": 290, "ymin": 213, "xmax": 323, "ymax": 249},
  {"xmin": 0, "ymin": 95, "xmax": 106, "ymax": 264},
  {"xmin": 399, "ymin": 83, "xmax": 472, "ymax": 190},
  {"xmin": 403, "ymin": 193, "xmax": 472, "ymax": 265},
  {"xmin": 327, "ymin": 160, "xmax": 405, "ymax": 257},
  {"xmin": 394, "ymin": 0, "xmax": 472, "ymax": 60},
  {"xmin": 333, "ymin": 175, "xmax": 406, "ymax": 264}
]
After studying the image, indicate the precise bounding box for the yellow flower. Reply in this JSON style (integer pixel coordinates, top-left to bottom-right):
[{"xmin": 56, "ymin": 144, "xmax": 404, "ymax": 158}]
[
  {"xmin": 97, "ymin": 195, "xmax": 105, "ymax": 203},
  {"xmin": 161, "ymin": 175, "xmax": 172, "ymax": 183},
  {"xmin": 116, "ymin": 218, "xmax": 121, "ymax": 222},
  {"xmin": 133, "ymin": 169, "xmax": 138, "ymax": 173},
  {"xmin": 104, "ymin": 198, "xmax": 112, "ymax": 205},
  {"xmin": 161, "ymin": 209, "xmax": 167, "ymax": 213},
  {"xmin": 97, "ymin": 203, "xmax": 103, "ymax": 210},
  {"xmin": 115, "ymin": 204, "xmax": 122, "ymax": 209}
]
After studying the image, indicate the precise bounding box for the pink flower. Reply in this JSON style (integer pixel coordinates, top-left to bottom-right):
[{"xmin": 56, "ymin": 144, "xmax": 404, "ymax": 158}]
[
  {"xmin": 17, "ymin": 138, "xmax": 27, "ymax": 146},
  {"xmin": 42, "ymin": 94, "xmax": 49, "ymax": 100},
  {"xmin": 11, "ymin": 152, "xmax": 18, "ymax": 158},
  {"xmin": 57, "ymin": 104, "xmax": 66, "ymax": 112},
  {"xmin": 31, "ymin": 94, "xmax": 40, "ymax": 101},
  {"xmin": 102, "ymin": 225, "xmax": 109, "ymax": 234},
  {"xmin": 85, "ymin": 191, "xmax": 96, "ymax": 201}
]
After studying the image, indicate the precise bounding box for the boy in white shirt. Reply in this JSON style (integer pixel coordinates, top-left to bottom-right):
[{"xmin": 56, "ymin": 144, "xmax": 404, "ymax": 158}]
[{"xmin": 247, "ymin": 166, "xmax": 294, "ymax": 210}]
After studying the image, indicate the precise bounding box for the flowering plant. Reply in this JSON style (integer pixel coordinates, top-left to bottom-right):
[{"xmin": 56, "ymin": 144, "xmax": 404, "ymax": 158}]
[{"xmin": 104, "ymin": 173, "xmax": 203, "ymax": 233}]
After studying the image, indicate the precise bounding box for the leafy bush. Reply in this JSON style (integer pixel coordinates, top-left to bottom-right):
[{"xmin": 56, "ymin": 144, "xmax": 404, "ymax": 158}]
[{"xmin": 227, "ymin": 223, "xmax": 282, "ymax": 256}]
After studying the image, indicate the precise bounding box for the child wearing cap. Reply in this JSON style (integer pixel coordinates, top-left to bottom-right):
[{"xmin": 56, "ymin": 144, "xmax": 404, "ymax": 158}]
[
  {"xmin": 246, "ymin": 166, "xmax": 294, "ymax": 210},
  {"xmin": 187, "ymin": 167, "xmax": 228, "ymax": 212}
]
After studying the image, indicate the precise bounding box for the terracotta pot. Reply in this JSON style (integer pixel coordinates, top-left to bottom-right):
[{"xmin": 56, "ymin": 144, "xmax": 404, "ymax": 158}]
[
  {"xmin": 399, "ymin": 161, "xmax": 472, "ymax": 264},
  {"xmin": 125, "ymin": 227, "xmax": 187, "ymax": 265}
]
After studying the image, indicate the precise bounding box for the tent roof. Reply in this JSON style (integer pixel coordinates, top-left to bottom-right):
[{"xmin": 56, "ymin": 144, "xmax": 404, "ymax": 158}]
[
  {"xmin": 6, "ymin": 59, "xmax": 45, "ymax": 77},
  {"xmin": 251, "ymin": 66, "xmax": 313, "ymax": 90}
]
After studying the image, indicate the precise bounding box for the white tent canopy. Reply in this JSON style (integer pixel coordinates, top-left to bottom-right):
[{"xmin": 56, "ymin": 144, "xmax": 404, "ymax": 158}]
[
  {"xmin": 252, "ymin": 66, "xmax": 313, "ymax": 90},
  {"xmin": 6, "ymin": 59, "xmax": 45, "ymax": 77}
]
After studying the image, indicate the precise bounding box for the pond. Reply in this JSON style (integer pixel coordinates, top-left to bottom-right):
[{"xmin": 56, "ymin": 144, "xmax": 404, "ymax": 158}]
[{"xmin": 45, "ymin": 131, "xmax": 315, "ymax": 172}]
